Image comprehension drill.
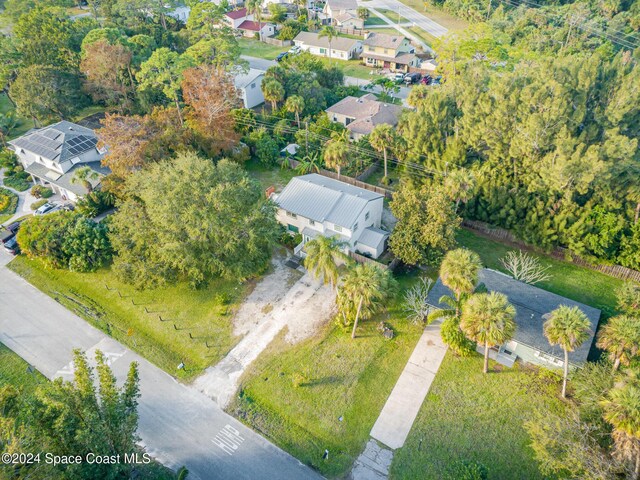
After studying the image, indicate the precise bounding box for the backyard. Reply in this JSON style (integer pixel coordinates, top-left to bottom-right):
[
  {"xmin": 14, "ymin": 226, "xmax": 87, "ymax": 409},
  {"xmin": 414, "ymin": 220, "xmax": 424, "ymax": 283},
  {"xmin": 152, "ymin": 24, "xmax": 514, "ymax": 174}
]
[
  {"xmin": 8, "ymin": 256, "xmax": 253, "ymax": 381},
  {"xmin": 228, "ymin": 271, "xmax": 426, "ymax": 478},
  {"xmin": 390, "ymin": 353, "xmax": 566, "ymax": 479}
]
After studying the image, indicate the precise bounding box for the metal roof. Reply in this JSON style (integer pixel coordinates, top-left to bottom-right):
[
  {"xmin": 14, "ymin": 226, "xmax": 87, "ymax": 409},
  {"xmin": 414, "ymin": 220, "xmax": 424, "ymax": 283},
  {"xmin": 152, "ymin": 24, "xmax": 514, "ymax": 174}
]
[
  {"xmin": 275, "ymin": 174, "xmax": 382, "ymax": 229},
  {"xmin": 9, "ymin": 121, "xmax": 98, "ymax": 165},
  {"xmin": 356, "ymin": 226, "xmax": 389, "ymax": 250},
  {"xmin": 426, "ymin": 269, "xmax": 601, "ymax": 365}
]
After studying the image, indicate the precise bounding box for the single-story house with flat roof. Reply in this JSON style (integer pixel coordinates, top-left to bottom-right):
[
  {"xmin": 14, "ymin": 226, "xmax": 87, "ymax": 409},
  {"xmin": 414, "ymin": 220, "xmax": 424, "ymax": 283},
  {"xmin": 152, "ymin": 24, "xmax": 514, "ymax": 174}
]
[
  {"xmin": 426, "ymin": 268, "xmax": 601, "ymax": 369},
  {"xmin": 8, "ymin": 121, "xmax": 109, "ymax": 202},
  {"xmin": 293, "ymin": 31, "xmax": 362, "ymax": 60},
  {"xmin": 272, "ymin": 174, "xmax": 389, "ymax": 258}
]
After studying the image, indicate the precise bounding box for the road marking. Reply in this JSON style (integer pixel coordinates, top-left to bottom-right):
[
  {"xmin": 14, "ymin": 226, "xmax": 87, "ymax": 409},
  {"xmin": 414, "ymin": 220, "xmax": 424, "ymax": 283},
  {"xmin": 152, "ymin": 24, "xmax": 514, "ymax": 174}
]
[
  {"xmin": 54, "ymin": 351, "xmax": 125, "ymax": 378},
  {"xmin": 212, "ymin": 425, "xmax": 245, "ymax": 456}
]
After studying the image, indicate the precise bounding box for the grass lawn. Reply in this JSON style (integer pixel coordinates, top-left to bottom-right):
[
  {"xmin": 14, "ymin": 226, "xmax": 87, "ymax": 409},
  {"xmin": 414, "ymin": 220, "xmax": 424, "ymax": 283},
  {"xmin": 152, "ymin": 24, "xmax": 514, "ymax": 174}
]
[
  {"xmin": 1, "ymin": 93, "xmax": 34, "ymax": 140},
  {"xmin": 396, "ymin": 0, "xmax": 469, "ymax": 33},
  {"xmin": 457, "ymin": 229, "xmax": 622, "ymax": 318},
  {"xmin": 377, "ymin": 8, "xmax": 408, "ymax": 24},
  {"xmin": 8, "ymin": 256, "xmax": 253, "ymax": 381},
  {"xmin": 245, "ymin": 158, "xmax": 298, "ymax": 191},
  {"xmin": 317, "ymin": 56, "xmax": 379, "ymax": 80},
  {"xmin": 390, "ymin": 353, "xmax": 566, "ymax": 479},
  {"xmin": 0, "ymin": 343, "xmax": 47, "ymax": 395},
  {"xmin": 239, "ymin": 38, "xmax": 288, "ymax": 60},
  {"xmin": 228, "ymin": 271, "xmax": 427, "ymax": 478},
  {"xmin": 407, "ymin": 26, "xmax": 437, "ymax": 47},
  {"xmin": 365, "ymin": 12, "xmax": 388, "ymax": 26}
]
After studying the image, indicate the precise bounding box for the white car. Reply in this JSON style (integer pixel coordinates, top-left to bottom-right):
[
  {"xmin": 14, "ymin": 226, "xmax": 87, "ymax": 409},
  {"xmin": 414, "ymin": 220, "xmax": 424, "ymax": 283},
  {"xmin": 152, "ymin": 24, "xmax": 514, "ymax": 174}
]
[
  {"xmin": 288, "ymin": 46, "xmax": 301, "ymax": 54},
  {"xmin": 34, "ymin": 202, "xmax": 57, "ymax": 216}
]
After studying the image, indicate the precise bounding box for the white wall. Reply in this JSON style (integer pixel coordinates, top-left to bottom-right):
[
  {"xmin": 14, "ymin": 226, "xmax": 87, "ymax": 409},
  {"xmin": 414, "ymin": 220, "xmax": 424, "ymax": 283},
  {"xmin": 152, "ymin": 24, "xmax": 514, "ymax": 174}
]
[{"xmin": 241, "ymin": 75, "xmax": 265, "ymax": 108}]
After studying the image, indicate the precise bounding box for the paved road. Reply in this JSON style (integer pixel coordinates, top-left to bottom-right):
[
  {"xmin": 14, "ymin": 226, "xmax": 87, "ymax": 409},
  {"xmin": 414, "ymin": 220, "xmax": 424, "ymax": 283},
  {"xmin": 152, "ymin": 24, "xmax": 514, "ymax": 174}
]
[
  {"xmin": 0, "ymin": 251, "xmax": 323, "ymax": 480},
  {"xmin": 241, "ymin": 55, "xmax": 411, "ymax": 104},
  {"xmin": 360, "ymin": 0, "xmax": 449, "ymax": 38}
]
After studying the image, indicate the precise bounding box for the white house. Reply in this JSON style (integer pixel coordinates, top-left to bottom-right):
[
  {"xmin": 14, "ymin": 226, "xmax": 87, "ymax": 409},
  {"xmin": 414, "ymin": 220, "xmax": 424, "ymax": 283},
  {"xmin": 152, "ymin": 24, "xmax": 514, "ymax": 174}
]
[
  {"xmin": 234, "ymin": 68, "xmax": 265, "ymax": 108},
  {"xmin": 8, "ymin": 121, "xmax": 109, "ymax": 202},
  {"xmin": 293, "ymin": 31, "xmax": 362, "ymax": 60},
  {"xmin": 273, "ymin": 174, "xmax": 389, "ymax": 259},
  {"xmin": 224, "ymin": 8, "xmax": 252, "ymax": 28},
  {"xmin": 224, "ymin": 8, "xmax": 276, "ymax": 37},
  {"xmin": 323, "ymin": 0, "xmax": 363, "ymax": 29}
]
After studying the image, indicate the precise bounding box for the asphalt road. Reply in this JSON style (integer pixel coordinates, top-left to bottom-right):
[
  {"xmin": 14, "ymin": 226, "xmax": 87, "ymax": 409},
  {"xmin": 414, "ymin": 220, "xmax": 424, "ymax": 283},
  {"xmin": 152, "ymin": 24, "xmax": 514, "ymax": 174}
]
[
  {"xmin": 360, "ymin": 0, "xmax": 449, "ymax": 38},
  {"xmin": 241, "ymin": 55, "xmax": 411, "ymax": 103},
  {"xmin": 0, "ymin": 251, "xmax": 323, "ymax": 480}
]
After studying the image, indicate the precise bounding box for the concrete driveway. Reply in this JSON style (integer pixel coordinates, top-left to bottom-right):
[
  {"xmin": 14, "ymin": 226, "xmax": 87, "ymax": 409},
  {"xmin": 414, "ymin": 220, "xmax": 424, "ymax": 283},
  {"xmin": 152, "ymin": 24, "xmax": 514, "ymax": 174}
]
[{"xmin": 0, "ymin": 250, "xmax": 323, "ymax": 480}]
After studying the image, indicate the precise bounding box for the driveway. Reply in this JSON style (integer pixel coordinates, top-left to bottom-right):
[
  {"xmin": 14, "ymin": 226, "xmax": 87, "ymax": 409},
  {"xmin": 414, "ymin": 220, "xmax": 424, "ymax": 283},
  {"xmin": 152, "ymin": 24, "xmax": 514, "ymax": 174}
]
[
  {"xmin": 0, "ymin": 250, "xmax": 323, "ymax": 480},
  {"xmin": 195, "ymin": 255, "xmax": 336, "ymax": 408}
]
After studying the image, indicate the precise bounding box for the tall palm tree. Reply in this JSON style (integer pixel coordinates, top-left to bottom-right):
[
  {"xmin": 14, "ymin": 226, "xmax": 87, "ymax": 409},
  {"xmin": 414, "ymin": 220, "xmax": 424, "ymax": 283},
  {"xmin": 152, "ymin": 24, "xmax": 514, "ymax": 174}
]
[
  {"xmin": 440, "ymin": 248, "xmax": 482, "ymax": 304},
  {"xmin": 339, "ymin": 263, "xmax": 396, "ymax": 339},
  {"xmin": 461, "ymin": 292, "xmax": 516, "ymax": 374},
  {"xmin": 597, "ymin": 315, "xmax": 640, "ymax": 372},
  {"xmin": 601, "ymin": 378, "xmax": 640, "ymax": 479},
  {"xmin": 443, "ymin": 168, "xmax": 476, "ymax": 212},
  {"xmin": 318, "ymin": 25, "xmax": 338, "ymax": 60},
  {"xmin": 543, "ymin": 305, "xmax": 591, "ymax": 398},
  {"xmin": 323, "ymin": 137, "xmax": 349, "ymax": 179},
  {"xmin": 261, "ymin": 77, "xmax": 284, "ymax": 111},
  {"xmin": 246, "ymin": 0, "xmax": 264, "ymax": 42},
  {"xmin": 369, "ymin": 123, "xmax": 397, "ymax": 182},
  {"xmin": 285, "ymin": 95, "xmax": 305, "ymax": 128},
  {"xmin": 71, "ymin": 166, "xmax": 100, "ymax": 194},
  {"xmin": 303, "ymin": 236, "xmax": 348, "ymax": 288}
]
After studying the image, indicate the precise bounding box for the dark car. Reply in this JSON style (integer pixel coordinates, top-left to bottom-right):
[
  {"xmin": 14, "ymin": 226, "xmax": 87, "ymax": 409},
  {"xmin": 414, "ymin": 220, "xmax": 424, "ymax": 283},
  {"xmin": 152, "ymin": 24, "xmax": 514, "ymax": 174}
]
[
  {"xmin": 404, "ymin": 72, "xmax": 421, "ymax": 85},
  {"xmin": 0, "ymin": 227, "xmax": 15, "ymax": 245},
  {"xmin": 420, "ymin": 75, "xmax": 433, "ymax": 85},
  {"xmin": 276, "ymin": 52, "xmax": 289, "ymax": 62},
  {"xmin": 3, "ymin": 236, "xmax": 20, "ymax": 255}
]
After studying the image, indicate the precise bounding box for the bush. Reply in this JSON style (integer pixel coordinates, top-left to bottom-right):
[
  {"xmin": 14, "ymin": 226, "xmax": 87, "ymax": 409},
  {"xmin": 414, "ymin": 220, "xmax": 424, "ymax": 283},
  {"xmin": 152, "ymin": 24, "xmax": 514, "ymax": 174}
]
[
  {"xmin": 278, "ymin": 230, "xmax": 302, "ymax": 249},
  {"xmin": 441, "ymin": 316, "xmax": 476, "ymax": 356},
  {"xmin": 3, "ymin": 171, "xmax": 32, "ymax": 192},
  {"xmin": 30, "ymin": 199, "xmax": 48, "ymax": 211},
  {"xmin": 30, "ymin": 185, "xmax": 54, "ymax": 199},
  {"xmin": 75, "ymin": 190, "xmax": 115, "ymax": 218}
]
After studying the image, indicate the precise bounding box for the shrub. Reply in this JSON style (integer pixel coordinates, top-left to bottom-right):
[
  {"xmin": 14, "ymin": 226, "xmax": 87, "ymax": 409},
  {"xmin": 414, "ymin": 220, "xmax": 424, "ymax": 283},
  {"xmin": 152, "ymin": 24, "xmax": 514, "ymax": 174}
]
[
  {"xmin": 441, "ymin": 316, "xmax": 476, "ymax": 356},
  {"xmin": 278, "ymin": 230, "xmax": 302, "ymax": 249},
  {"xmin": 75, "ymin": 190, "xmax": 115, "ymax": 217},
  {"xmin": 30, "ymin": 185, "xmax": 53, "ymax": 199},
  {"xmin": 30, "ymin": 199, "xmax": 48, "ymax": 211},
  {"xmin": 3, "ymin": 172, "xmax": 32, "ymax": 192}
]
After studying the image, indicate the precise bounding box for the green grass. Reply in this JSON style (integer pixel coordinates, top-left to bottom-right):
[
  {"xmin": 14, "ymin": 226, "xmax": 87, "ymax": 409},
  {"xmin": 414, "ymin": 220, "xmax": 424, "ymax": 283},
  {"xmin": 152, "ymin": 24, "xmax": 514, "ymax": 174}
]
[
  {"xmin": 246, "ymin": 158, "xmax": 298, "ymax": 191},
  {"xmin": 8, "ymin": 256, "xmax": 252, "ymax": 382},
  {"xmin": 228, "ymin": 272, "xmax": 426, "ymax": 478},
  {"xmin": 390, "ymin": 353, "xmax": 566, "ymax": 479},
  {"xmin": 364, "ymin": 12, "xmax": 388, "ymax": 26},
  {"xmin": 0, "ymin": 186, "xmax": 18, "ymax": 223},
  {"xmin": 457, "ymin": 229, "xmax": 621, "ymax": 317},
  {"xmin": 0, "ymin": 343, "xmax": 47, "ymax": 395},
  {"xmin": 377, "ymin": 8, "xmax": 409, "ymax": 24},
  {"xmin": 239, "ymin": 38, "xmax": 289, "ymax": 60},
  {"xmin": 407, "ymin": 26, "xmax": 437, "ymax": 47},
  {"xmin": 317, "ymin": 56, "xmax": 380, "ymax": 80},
  {"xmin": 395, "ymin": 0, "xmax": 469, "ymax": 33}
]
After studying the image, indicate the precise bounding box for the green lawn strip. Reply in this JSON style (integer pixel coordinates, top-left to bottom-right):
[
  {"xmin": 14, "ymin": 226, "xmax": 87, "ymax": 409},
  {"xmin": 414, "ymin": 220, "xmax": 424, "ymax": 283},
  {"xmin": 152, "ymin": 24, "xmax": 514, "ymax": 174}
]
[
  {"xmin": 228, "ymin": 272, "xmax": 425, "ymax": 478},
  {"xmin": 8, "ymin": 256, "xmax": 250, "ymax": 382},
  {"xmin": 0, "ymin": 343, "xmax": 47, "ymax": 395},
  {"xmin": 395, "ymin": 0, "xmax": 469, "ymax": 32},
  {"xmin": 390, "ymin": 353, "xmax": 566, "ymax": 479},
  {"xmin": 377, "ymin": 8, "xmax": 408, "ymax": 24},
  {"xmin": 364, "ymin": 12, "xmax": 388, "ymax": 26},
  {"xmin": 456, "ymin": 229, "xmax": 621, "ymax": 317},
  {"xmin": 239, "ymin": 38, "xmax": 289, "ymax": 60},
  {"xmin": 406, "ymin": 26, "xmax": 436, "ymax": 47}
]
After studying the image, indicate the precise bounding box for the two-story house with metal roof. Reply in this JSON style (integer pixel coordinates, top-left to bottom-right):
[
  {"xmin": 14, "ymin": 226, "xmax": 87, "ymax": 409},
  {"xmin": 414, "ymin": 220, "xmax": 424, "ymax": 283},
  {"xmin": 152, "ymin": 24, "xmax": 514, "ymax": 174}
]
[{"xmin": 273, "ymin": 174, "xmax": 389, "ymax": 259}]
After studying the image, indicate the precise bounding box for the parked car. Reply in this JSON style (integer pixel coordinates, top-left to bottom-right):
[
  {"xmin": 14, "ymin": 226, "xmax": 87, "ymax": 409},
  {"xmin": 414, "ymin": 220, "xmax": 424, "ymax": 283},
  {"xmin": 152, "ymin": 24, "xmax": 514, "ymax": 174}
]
[
  {"xmin": 404, "ymin": 72, "xmax": 421, "ymax": 85},
  {"xmin": 288, "ymin": 45, "xmax": 301, "ymax": 54},
  {"xmin": 420, "ymin": 75, "xmax": 433, "ymax": 85},
  {"xmin": 0, "ymin": 227, "xmax": 15, "ymax": 245},
  {"xmin": 393, "ymin": 72, "xmax": 405, "ymax": 84},
  {"xmin": 431, "ymin": 76, "xmax": 443, "ymax": 85},
  {"xmin": 34, "ymin": 202, "xmax": 56, "ymax": 216},
  {"xmin": 276, "ymin": 52, "xmax": 289, "ymax": 62},
  {"xmin": 3, "ymin": 236, "xmax": 20, "ymax": 255}
]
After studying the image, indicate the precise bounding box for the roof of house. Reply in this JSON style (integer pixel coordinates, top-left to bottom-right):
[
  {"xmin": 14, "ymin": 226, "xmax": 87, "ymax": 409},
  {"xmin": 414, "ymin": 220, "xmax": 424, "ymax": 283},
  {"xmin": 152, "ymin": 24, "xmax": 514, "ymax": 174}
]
[
  {"xmin": 275, "ymin": 174, "xmax": 383, "ymax": 229},
  {"xmin": 361, "ymin": 51, "xmax": 417, "ymax": 65},
  {"xmin": 25, "ymin": 161, "xmax": 110, "ymax": 197},
  {"xmin": 326, "ymin": 94, "xmax": 403, "ymax": 135},
  {"xmin": 9, "ymin": 121, "xmax": 99, "ymax": 165},
  {"xmin": 326, "ymin": 0, "xmax": 358, "ymax": 11},
  {"xmin": 233, "ymin": 68, "xmax": 264, "ymax": 89},
  {"xmin": 238, "ymin": 20, "xmax": 269, "ymax": 31},
  {"xmin": 356, "ymin": 226, "xmax": 389, "ymax": 251},
  {"xmin": 334, "ymin": 11, "xmax": 358, "ymax": 23},
  {"xmin": 363, "ymin": 32, "xmax": 407, "ymax": 49},
  {"xmin": 426, "ymin": 269, "xmax": 601, "ymax": 365},
  {"xmin": 293, "ymin": 31, "xmax": 361, "ymax": 51},
  {"xmin": 225, "ymin": 8, "xmax": 247, "ymax": 19}
]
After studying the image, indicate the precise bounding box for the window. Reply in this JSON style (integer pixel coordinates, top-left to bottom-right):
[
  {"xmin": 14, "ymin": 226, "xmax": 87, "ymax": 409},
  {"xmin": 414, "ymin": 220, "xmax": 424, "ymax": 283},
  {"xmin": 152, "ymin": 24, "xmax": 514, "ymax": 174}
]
[
  {"xmin": 368, "ymin": 46, "xmax": 374, "ymax": 52},
  {"xmin": 353, "ymin": 222, "xmax": 358, "ymax": 232},
  {"xmin": 286, "ymin": 211, "xmax": 297, "ymax": 218},
  {"xmin": 250, "ymin": 83, "xmax": 256, "ymax": 89},
  {"xmin": 309, "ymin": 219, "xmax": 315, "ymax": 226},
  {"xmin": 365, "ymin": 211, "xmax": 370, "ymax": 221},
  {"xmin": 320, "ymin": 48, "xmax": 326, "ymax": 54},
  {"xmin": 334, "ymin": 225, "xmax": 342, "ymax": 232},
  {"xmin": 287, "ymin": 224, "xmax": 299, "ymax": 233}
]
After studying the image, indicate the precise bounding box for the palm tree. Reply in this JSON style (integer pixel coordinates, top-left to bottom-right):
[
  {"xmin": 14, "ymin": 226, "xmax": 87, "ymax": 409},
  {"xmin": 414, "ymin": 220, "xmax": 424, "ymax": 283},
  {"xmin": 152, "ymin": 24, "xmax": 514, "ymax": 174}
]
[
  {"xmin": 339, "ymin": 263, "xmax": 396, "ymax": 339},
  {"xmin": 295, "ymin": 152, "xmax": 322, "ymax": 174},
  {"xmin": 601, "ymin": 378, "xmax": 640, "ymax": 479},
  {"xmin": 318, "ymin": 26, "xmax": 338, "ymax": 60},
  {"xmin": 597, "ymin": 315, "xmax": 640, "ymax": 372},
  {"xmin": 440, "ymin": 248, "xmax": 482, "ymax": 304},
  {"xmin": 303, "ymin": 236, "xmax": 348, "ymax": 288},
  {"xmin": 443, "ymin": 168, "xmax": 476, "ymax": 212},
  {"xmin": 357, "ymin": 6, "xmax": 370, "ymax": 21},
  {"xmin": 71, "ymin": 166, "xmax": 99, "ymax": 194},
  {"xmin": 461, "ymin": 292, "xmax": 516, "ymax": 374},
  {"xmin": 246, "ymin": 0, "xmax": 264, "ymax": 42},
  {"xmin": 261, "ymin": 77, "xmax": 284, "ymax": 111},
  {"xmin": 369, "ymin": 123, "xmax": 397, "ymax": 183},
  {"xmin": 323, "ymin": 137, "xmax": 349, "ymax": 179},
  {"xmin": 543, "ymin": 305, "xmax": 591, "ymax": 398},
  {"xmin": 285, "ymin": 95, "xmax": 305, "ymax": 128}
]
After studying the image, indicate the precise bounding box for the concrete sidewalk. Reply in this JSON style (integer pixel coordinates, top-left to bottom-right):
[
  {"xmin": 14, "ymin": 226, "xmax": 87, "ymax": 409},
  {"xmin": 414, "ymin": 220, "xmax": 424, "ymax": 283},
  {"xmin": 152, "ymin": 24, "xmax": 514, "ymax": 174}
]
[{"xmin": 370, "ymin": 321, "xmax": 447, "ymax": 449}]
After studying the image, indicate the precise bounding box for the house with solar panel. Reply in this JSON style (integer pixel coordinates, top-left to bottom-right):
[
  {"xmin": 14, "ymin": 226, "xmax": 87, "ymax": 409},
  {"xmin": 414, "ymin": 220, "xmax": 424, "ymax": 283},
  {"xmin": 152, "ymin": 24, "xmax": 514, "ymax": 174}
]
[
  {"xmin": 8, "ymin": 121, "xmax": 109, "ymax": 202},
  {"xmin": 272, "ymin": 174, "xmax": 390, "ymax": 259}
]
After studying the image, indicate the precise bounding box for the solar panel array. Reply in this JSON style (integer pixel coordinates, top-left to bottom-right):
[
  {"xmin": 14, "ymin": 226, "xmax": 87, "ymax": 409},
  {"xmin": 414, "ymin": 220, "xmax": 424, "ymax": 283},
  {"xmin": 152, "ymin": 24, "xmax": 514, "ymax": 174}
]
[{"xmin": 66, "ymin": 135, "xmax": 98, "ymax": 156}]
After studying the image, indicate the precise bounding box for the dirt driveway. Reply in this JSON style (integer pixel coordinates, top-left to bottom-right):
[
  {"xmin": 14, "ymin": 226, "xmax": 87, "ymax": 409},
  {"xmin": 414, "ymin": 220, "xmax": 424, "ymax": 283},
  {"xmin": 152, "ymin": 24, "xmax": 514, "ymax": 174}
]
[{"xmin": 194, "ymin": 252, "xmax": 336, "ymax": 408}]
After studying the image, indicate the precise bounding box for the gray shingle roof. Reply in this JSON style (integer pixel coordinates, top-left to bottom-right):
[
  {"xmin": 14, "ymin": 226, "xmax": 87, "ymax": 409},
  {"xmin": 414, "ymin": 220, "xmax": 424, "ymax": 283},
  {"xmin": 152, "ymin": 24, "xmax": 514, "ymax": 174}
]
[
  {"xmin": 294, "ymin": 31, "xmax": 361, "ymax": 52},
  {"xmin": 426, "ymin": 269, "xmax": 601, "ymax": 365},
  {"xmin": 275, "ymin": 174, "xmax": 382, "ymax": 229},
  {"xmin": 326, "ymin": 95, "xmax": 403, "ymax": 135},
  {"xmin": 363, "ymin": 32, "xmax": 407, "ymax": 49},
  {"xmin": 9, "ymin": 121, "xmax": 98, "ymax": 165},
  {"xmin": 25, "ymin": 161, "xmax": 109, "ymax": 197}
]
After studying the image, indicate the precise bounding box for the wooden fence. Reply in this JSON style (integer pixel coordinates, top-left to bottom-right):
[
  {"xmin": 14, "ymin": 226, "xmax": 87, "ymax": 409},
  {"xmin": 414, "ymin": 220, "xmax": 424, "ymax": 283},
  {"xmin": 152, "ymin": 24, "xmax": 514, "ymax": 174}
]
[
  {"xmin": 349, "ymin": 251, "xmax": 399, "ymax": 271},
  {"xmin": 264, "ymin": 36, "xmax": 292, "ymax": 47},
  {"xmin": 462, "ymin": 219, "xmax": 640, "ymax": 283}
]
